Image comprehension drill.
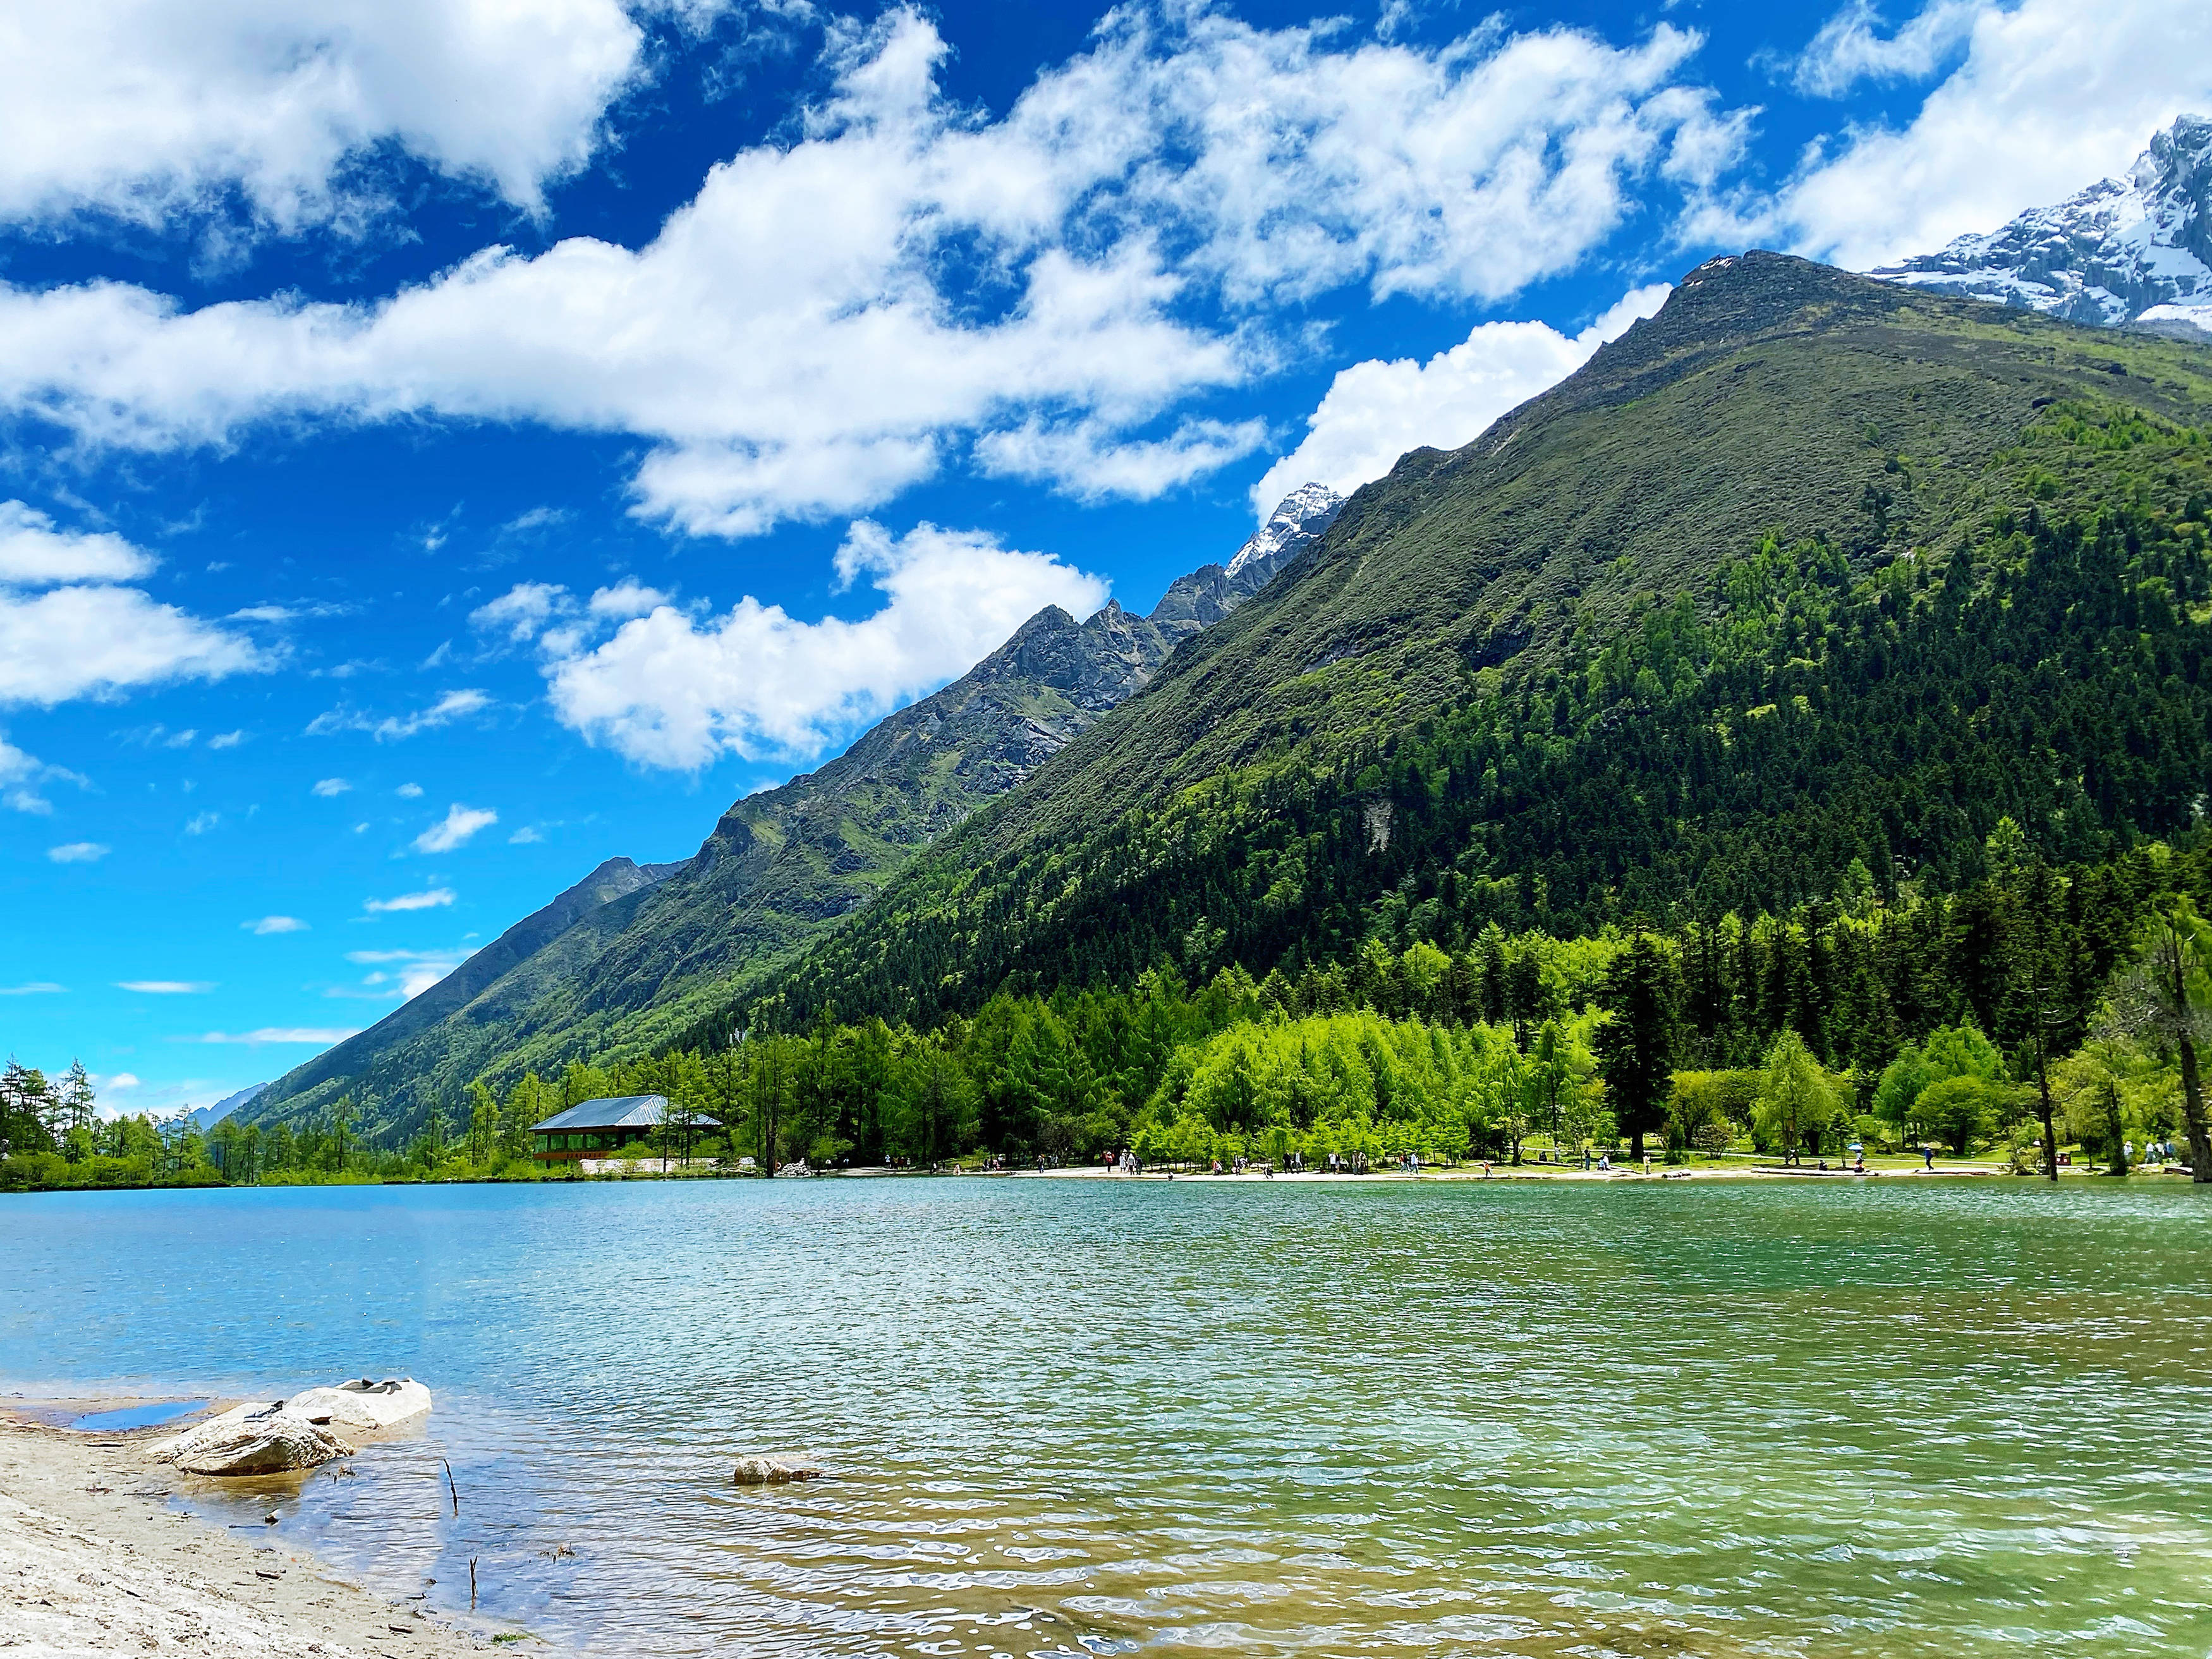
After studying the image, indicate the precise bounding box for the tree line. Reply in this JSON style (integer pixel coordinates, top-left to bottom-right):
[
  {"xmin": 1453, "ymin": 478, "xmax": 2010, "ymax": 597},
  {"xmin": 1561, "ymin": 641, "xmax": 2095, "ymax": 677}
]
[{"xmin": 17, "ymin": 820, "xmax": 2202, "ymax": 1191}]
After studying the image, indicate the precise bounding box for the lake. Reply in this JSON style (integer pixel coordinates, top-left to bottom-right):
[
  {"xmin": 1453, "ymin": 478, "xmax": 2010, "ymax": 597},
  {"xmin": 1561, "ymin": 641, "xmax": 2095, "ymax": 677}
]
[{"xmin": 4, "ymin": 1176, "xmax": 2209, "ymax": 1656}]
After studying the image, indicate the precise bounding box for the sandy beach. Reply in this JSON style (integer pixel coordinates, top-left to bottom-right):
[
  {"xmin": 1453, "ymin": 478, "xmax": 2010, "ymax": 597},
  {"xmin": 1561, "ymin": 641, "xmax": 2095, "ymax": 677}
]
[{"xmin": 0, "ymin": 1404, "xmax": 506, "ymax": 1658}]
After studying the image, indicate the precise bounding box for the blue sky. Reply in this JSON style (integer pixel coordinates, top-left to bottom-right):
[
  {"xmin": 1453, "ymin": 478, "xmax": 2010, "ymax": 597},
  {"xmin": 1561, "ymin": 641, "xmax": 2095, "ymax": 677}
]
[{"xmin": 2, "ymin": 0, "xmax": 2207, "ymax": 1115}]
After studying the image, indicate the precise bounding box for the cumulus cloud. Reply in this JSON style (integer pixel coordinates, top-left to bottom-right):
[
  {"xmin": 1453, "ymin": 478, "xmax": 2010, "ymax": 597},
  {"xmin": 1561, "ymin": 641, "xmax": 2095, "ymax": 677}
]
[
  {"xmin": 0, "ymin": 6, "xmax": 1746, "ymax": 537},
  {"xmin": 396, "ymin": 782, "xmax": 424, "ymax": 798},
  {"xmin": 0, "ymin": 500, "xmax": 152, "ymax": 582},
  {"xmin": 363, "ymin": 887, "xmax": 455, "ymax": 913},
  {"xmin": 118, "ymin": 980, "xmax": 214, "ymax": 994},
  {"xmin": 47, "ymin": 841, "xmax": 109, "ymax": 863},
  {"xmin": 0, "ymin": 0, "xmax": 650, "ymax": 233},
  {"xmin": 1253, "ymin": 283, "xmax": 1671, "ymax": 512},
  {"xmin": 1747, "ymin": 0, "xmax": 2212, "ymax": 268},
  {"xmin": 0, "ymin": 506, "xmax": 262, "ymax": 707},
  {"xmin": 509, "ymin": 519, "xmax": 1108, "ymax": 769},
  {"xmin": 312, "ymin": 777, "xmax": 351, "ymax": 798},
  {"xmin": 243, "ymin": 915, "xmax": 308, "ymax": 934},
  {"xmin": 413, "ymin": 804, "xmax": 498, "ymax": 853}
]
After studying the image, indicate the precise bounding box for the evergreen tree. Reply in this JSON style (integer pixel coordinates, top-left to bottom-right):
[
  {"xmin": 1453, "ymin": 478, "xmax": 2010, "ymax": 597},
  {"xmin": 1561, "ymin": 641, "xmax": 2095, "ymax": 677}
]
[{"xmin": 1594, "ymin": 933, "xmax": 1679, "ymax": 1162}]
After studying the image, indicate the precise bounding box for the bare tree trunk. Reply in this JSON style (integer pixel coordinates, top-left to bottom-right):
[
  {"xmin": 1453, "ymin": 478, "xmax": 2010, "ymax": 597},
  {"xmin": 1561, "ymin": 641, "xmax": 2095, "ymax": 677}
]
[
  {"xmin": 2034, "ymin": 1045, "xmax": 2058, "ymax": 1182},
  {"xmin": 2181, "ymin": 1033, "xmax": 2209, "ymax": 1184}
]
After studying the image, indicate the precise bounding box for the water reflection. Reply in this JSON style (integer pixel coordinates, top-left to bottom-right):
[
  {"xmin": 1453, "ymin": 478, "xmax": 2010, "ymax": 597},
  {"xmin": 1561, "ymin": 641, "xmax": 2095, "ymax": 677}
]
[{"xmin": 4, "ymin": 1177, "xmax": 2210, "ymax": 1656}]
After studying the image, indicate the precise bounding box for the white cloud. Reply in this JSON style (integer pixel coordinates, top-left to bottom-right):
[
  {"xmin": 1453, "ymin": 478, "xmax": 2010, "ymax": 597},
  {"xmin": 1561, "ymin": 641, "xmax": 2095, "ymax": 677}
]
[
  {"xmin": 1749, "ymin": 0, "xmax": 2212, "ymax": 269},
  {"xmin": 0, "ymin": 588, "xmax": 259, "ymax": 706},
  {"xmin": 191, "ymin": 1027, "xmax": 362, "ymax": 1045},
  {"xmin": 208, "ymin": 729, "xmax": 244, "ymax": 749},
  {"xmin": 99, "ymin": 1072, "xmax": 139, "ymax": 1090},
  {"xmin": 0, "ymin": 506, "xmax": 262, "ymax": 707},
  {"xmin": 0, "ymin": 500, "xmax": 153, "ymax": 582},
  {"xmin": 0, "ymin": 8, "xmax": 1745, "ymax": 538},
  {"xmin": 378, "ymin": 690, "xmax": 489, "ymax": 739},
  {"xmin": 312, "ymin": 777, "xmax": 351, "ymax": 797},
  {"xmin": 243, "ymin": 915, "xmax": 308, "ymax": 934},
  {"xmin": 537, "ymin": 520, "xmax": 1109, "ymax": 769},
  {"xmin": 396, "ymin": 781, "xmax": 424, "ymax": 798},
  {"xmin": 471, "ymin": 581, "xmax": 572, "ymax": 642},
  {"xmin": 363, "ymin": 887, "xmax": 456, "ymax": 913},
  {"xmin": 47, "ymin": 841, "xmax": 109, "ymax": 863},
  {"xmin": 308, "ymin": 689, "xmax": 490, "ymax": 740},
  {"xmin": 586, "ymin": 581, "xmax": 670, "ymax": 620},
  {"xmin": 0, "ymin": 732, "xmax": 82, "ymax": 813},
  {"xmin": 1785, "ymin": 0, "xmax": 1981, "ymax": 98},
  {"xmin": 413, "ymin": 803, "xmax": 498, "ymax": 853},
  {"xmin": 0, "ymin": 981, "xmax": 66, "ymax": 995},
  {"xmin": 343, "ymin": 945, "xmax": 470, "ymax": 1000},
  {"xmin": 1253, "ymin": 283, "xmax": 1671, "ymax": 513},
  {"xmin": 118, "ymin": 980, "xmax": 214, "ymax": 994},
  {"xmin": 184, "ymin": 810, "xmax": 219, "ymax": 834},
  {"xmin": 509, "ymin": 825, "xmax": 545, "ymax": 844},
  {"xmin": 976, "ymin": 417, "xmax": 1269, "ymax": 502},
  {"xmin": 0, "ymin": 1, "xmax": 649, "ymax": 233}
]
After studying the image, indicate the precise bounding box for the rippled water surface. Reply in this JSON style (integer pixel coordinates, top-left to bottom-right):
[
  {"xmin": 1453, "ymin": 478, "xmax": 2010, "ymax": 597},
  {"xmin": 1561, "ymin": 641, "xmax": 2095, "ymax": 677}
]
[{"xmin": 6, "ymin": 1176, "xmax": 2211, "ymax": 1656}]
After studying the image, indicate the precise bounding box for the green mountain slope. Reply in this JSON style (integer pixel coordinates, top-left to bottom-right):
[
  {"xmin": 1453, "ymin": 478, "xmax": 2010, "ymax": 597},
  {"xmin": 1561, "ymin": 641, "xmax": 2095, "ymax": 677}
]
[
  {"xmin": 719, "ymin": 252, "xmax": 2212, "ymax": 1035},
  {"xmin": 242, "ymin": 494, "xmax": 1342, "ymax": 1139}
]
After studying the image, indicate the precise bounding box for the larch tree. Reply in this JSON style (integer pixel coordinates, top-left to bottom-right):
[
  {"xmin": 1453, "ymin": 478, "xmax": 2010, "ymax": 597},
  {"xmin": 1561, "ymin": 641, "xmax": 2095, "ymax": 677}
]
[{"xmin": 2103, "ymin": 899, "xmax": 2212, "ymax": 1183}]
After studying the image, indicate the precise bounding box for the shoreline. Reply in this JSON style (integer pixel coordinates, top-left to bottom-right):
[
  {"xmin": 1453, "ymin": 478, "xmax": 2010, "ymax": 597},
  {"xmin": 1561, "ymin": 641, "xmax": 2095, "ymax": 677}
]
[{"xmin": 0, "ymin": 1402, "xmax": 510, "ymax": 1657}]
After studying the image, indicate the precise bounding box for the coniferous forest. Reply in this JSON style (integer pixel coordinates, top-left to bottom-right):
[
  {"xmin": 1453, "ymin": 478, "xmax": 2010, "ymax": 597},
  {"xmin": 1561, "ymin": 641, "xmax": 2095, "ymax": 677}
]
[{"xmin": 11, "ymin": 260, "xmax": 2212, "ymax": 1192}]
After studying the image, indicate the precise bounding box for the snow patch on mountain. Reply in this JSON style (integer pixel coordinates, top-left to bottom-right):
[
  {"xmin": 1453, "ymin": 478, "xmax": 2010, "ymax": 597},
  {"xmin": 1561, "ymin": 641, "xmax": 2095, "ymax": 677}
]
[
  {"xmin": 1227, "ymin": 482, "xmax": 1346, "ymax": 581},
  {"xmin": 1873, "ymin": 114, "xmax": 2212, "ymax": 332}
]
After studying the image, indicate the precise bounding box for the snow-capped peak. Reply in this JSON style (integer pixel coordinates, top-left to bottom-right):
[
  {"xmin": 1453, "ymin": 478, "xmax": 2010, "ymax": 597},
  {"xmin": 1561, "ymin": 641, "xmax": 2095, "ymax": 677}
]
[
  {"xmin": 1227, "ymin": 482, "xmax": 1345, "ymax": 580},
  {"xmin": 1871, "ymin": 113, "xmax": 2212, "ymax": 332}
]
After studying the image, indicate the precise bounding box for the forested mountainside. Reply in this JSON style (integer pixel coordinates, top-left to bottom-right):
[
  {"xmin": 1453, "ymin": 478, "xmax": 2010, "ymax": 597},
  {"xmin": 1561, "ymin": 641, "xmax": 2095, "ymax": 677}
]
[
  {"xmin": 240, "ymin": 489, "xmax": 1342, "ymax": 1139},
  {"xmin": 706, "ymin": 252, "xmax": 2212, "ymax": 1041}
]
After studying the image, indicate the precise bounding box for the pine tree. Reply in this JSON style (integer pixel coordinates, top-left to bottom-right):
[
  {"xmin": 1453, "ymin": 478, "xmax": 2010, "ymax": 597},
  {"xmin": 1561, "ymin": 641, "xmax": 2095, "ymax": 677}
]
[{"xmin": 1594, "ymin": 933, "xmax": 1679, "ymax": 1162}]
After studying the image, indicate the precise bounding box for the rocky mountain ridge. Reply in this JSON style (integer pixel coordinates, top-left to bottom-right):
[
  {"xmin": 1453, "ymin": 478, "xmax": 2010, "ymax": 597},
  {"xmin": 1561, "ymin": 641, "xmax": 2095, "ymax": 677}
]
[{"xmin": 1875, "ymin": 114, "xmax": 2212, "ymax": 336}]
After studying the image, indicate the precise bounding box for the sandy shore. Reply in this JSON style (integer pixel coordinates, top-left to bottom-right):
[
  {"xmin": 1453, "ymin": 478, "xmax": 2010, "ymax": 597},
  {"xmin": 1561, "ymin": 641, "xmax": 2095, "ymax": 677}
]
[{"xmin": 1, "ymin": 1404, "xmax": 507, "ymax": 1658}]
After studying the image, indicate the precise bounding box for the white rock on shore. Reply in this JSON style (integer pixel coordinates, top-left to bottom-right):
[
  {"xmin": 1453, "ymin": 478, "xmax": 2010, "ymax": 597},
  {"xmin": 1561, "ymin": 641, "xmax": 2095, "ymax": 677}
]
[
  {"xmin": 150, "ymin": 1402, "xmax": 355, "ymax": 1477},
  {"xmin": 288, "ymin": 1377, "xmax": 432, "ymax": 1436},
  {"xmin": 147, "ymin": 1378, "xmax": 432, "ymax": 1477}
]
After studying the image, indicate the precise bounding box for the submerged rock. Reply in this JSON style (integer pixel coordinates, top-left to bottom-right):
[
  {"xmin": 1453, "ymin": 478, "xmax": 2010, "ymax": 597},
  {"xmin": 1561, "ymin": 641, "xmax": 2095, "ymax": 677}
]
[
  {"xmin": 731, "ymin": 1455, "xmax": 823, "ymax": 1485},
  {"xmin": 151, "ymin": 1402, "xmax": 355, "ymax": 1476},
  {"xmin": 288, "ymin": 1378, "xmax": 432, "ymax": 1436}
]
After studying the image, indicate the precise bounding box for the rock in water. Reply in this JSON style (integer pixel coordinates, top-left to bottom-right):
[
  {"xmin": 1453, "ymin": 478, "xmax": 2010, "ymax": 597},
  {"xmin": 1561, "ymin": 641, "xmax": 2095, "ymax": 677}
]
[
  {"xmin": 151, "ymin": 1403, "xmax": 355, "ymax": 1476},
  {"xmin": 288, "ymin": 1377, "xmax": 432, "ymax": 1436},
  {"xmin": 731, "ymin": 1455, "xmax": 823, "ymax": 1485}
]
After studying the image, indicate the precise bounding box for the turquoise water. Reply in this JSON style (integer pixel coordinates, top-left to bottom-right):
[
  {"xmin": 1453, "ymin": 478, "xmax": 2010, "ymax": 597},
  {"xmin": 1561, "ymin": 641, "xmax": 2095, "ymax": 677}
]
[
  {"xmin": 4, "ymin": 1176, "xmax": 2209, "ymax": 1656},
  {"xmin": 69, "ymin": 1398, "xmax": 208, "ymax": 1431}
]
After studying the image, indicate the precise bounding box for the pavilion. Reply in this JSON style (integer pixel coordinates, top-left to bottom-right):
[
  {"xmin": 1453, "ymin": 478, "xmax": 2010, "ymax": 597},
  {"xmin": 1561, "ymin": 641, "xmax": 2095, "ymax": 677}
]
[{"xmin": 528, "ymin": 1095, "xmax": 719, "ymax": 1166}]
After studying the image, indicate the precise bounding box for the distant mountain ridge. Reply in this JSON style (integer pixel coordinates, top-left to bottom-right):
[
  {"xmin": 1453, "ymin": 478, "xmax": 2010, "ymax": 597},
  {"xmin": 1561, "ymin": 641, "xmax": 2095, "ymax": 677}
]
[
  {"xmin": 243, "ymin": 485, "xmax": 1343, "ymax": 1138},
  {"xmin": 181, "ymin": 1082, "xmax": 267, "ymax": 1134},
  {"xmin": 1875, "ymin": 114, "xmax": 2212, "ymax": 336}
]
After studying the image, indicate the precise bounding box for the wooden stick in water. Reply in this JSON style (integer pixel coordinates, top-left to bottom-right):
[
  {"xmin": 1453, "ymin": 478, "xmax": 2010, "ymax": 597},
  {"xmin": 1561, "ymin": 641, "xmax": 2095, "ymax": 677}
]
[{"xmin": 442, "ymin": 1457, "xmax": 459, "ymax": 1516}]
